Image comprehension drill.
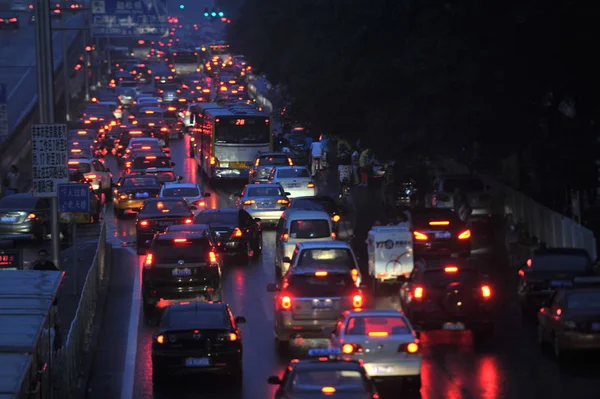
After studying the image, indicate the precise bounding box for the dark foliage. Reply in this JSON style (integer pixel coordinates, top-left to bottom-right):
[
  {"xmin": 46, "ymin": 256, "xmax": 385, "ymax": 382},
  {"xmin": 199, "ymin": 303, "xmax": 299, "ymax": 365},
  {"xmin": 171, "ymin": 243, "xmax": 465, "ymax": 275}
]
[{"xmin": 228, "ymin": 0, "xmax": 600, "ymax": 199}]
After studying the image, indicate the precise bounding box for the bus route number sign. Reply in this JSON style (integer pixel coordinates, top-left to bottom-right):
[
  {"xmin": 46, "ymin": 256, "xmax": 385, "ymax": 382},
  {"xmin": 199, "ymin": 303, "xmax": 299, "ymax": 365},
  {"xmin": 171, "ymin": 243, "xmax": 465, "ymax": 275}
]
[{"xmin": 235, "ymin": 119, "xmax": 245, "ymax": 125}]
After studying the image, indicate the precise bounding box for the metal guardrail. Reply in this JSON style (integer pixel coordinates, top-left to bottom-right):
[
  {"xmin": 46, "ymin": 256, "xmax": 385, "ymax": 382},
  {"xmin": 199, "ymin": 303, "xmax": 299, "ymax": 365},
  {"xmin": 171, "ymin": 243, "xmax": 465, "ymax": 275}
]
[
  {"xmin": 441, "ymin": 159, "xmax": 598, "ymax": 260},
  {"xmin": 51, "ymin": 206, "xmax": 108, "ymax": 398}
]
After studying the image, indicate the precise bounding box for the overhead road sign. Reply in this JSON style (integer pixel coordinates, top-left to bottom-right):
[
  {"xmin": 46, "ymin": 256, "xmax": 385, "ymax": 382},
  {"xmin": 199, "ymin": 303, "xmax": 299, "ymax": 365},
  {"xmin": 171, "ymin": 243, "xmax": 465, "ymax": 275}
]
[
  {"xmin": 91, "ymin": 0, "xmax": 169, "ymax": 38},
  {"xmin": 32, "ymin": 124, "xmax": 69, "ymax": 198},
  {"xmin": 0, "ymin": 84, "xmax": 7, "ymax": 141},
  {"xmin": 58, "ymin": 184, "xmax": 90, "ymax": 213}
]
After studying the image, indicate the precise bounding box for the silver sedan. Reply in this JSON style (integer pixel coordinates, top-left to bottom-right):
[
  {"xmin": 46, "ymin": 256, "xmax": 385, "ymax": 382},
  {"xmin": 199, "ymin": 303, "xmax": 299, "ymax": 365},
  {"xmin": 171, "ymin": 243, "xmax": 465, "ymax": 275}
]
[{"xmin": 235, "ymin": 183, "xmax": 290, "ymax": 225}]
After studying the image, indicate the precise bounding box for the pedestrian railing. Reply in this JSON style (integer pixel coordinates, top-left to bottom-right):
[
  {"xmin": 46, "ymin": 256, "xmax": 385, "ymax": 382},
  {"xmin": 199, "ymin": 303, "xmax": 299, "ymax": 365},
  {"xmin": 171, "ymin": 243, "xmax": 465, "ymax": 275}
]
[
  {"xmin": 51, "ymin": 208, "xmax": 108, "ymax": 398},
  {"xmin": 441, "ymin": 159, "xmax": 597, "ymax": 260}
]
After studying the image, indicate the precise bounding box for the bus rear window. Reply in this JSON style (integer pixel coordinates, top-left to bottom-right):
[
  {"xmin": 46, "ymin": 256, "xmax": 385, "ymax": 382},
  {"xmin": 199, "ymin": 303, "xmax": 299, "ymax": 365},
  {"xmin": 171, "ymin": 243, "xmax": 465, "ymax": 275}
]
[{"xmin": 289, "ymin": 220, "xmax": 330, "ymax": 239}]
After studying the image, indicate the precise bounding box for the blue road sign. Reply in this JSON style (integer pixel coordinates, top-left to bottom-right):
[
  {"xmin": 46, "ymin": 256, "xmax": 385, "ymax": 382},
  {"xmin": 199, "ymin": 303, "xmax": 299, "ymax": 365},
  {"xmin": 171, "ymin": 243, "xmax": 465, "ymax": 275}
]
[
  {"xmin": 58, "ymin": 184, "xmax": 90, "ymax": 213},
  {"xmin": 91, "ymin": 0, "xmax": 169, "ymax": 37}
]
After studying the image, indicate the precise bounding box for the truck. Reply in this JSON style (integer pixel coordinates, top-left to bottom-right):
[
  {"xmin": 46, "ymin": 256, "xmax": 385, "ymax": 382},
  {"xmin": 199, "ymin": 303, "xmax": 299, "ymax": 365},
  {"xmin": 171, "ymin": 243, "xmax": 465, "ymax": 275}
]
[{"xmin": 367, "ymin": 224, "xmax": 414, "ymax": 293}]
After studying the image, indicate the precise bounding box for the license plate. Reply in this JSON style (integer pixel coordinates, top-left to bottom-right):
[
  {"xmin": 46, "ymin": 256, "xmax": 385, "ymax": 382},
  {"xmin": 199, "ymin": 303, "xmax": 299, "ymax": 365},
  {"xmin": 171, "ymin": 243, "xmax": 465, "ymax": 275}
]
[
  {"xmin": 312, "ymin": 301, "xmax": 333, "ymax": 309},
  {"xmin": 550, "ymin": 280, "xmax": 572, "ymax": 287},
  {"xmin": 172, "ymin": 268, "xmax": 191, "ymax": 277},
  {"xmin": 435, "ymin": 231, "xmax": 451, "ymax": 239},
  {"xmin": 158, "ymin": 221, "xmax": 174, "ymax": 227},
  {"xmin": 592, "ymin": 323, "xmax": 600, "ymax": 331},
  {"xmin": 258, "ymin": 203, "xmax": 273, "ymax": 209},
  {"xmin": 0, "ymin": 217, "xmax": 16, "ymax": 223},
  {"xmin": 371, "ymin": 366, "xmax": 393, "ymax": 374},
  {"xmin": 230, "ymin": 161, "xmax": 249, "ymax": 169},
  {"xmin": 135, "ymin": 192, "xmax": 149, "ymax": 198},
  {"xmin": 443, "ymin": 322, "xmax": 465, "ymax": 331},
  {"xmin": 287, "ymin": 183, "xmax": 300, "ymax": 188},
  {"xmin": 185, "ymin": 357, "xmax": 209, "ymax": 367}
]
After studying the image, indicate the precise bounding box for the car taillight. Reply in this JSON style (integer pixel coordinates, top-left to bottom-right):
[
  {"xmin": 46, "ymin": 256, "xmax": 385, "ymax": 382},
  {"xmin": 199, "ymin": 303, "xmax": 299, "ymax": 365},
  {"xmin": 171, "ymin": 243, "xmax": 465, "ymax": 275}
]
[
  {"xmin": 332, "ymin": 215, "xmax": 341, "ymax": 223},
  {"xmin": 281, "ymin": 295, "xmax": 292, "ymax": 310},
  {"xmin": 351, "ymin": 269, "xmax": 359, "ymax": 283},
  {"xmin": 9, "ymin": 17, "xmax": 17, "ymax": 22},
  {"xmin": 183, "ymin": 218, "xmax": 192, "ymax": 224},
  {"xmin": 458, "ymin": 229, "xmax": 471, "ymax": 240},
  {"xmin": 398, "ymin": 342, "xmax": 419, "ymax": 353},
  {"xmin": 243, "ymin": 200, "xmax": 255, "ymax": 205},
  {"xmin": 307, "ymin": 182, "xmax": 315, "ymax": 188},
  {"xmin": 413, "ymin": 231, "xmax": 428, "ymax": 241},
  {"xmin": 144, "ymin": 253, "xmax": 153, "ymax": 268},
  {"xmin": 139, "ymin": 220, "xmax": 149, "ymax": 227},
  {"xmin": 281, "ymin": 229, "xmax": 289, "ymax": 241},
  {"xmin": 210, "ymin": 156, "xmax": 217, "ymax": 166},
  {"xmin": 86, "ymin": 174, "xmax": 97, "ymax": 179},
  {"xmin": 231, "ymin": 227, "xmax": 243, "ymax": 238},
  {"xmin": 155, "ymin": 334, "xmax": 164, "ymax": 344},
  {"xmin": 195, "ymin": 200, "xmax": 206, "ymax": 207},
  {"xmin": 277, "ymin": 199, "xmax": 289, "ymax": 205},
  {"xmin": 413, "ymin": 287, "xmax": 424, "ymax": 299},
  {"xmin": 341, "ymin": 343, "xmax": 363, "ymax": 354},
  {"xmin": 218, "ymin": 332, "xmax": 238, "ymax": 342},
  {"xmin": 481, "ymin": 285, "xmax": 491, "ymax": 298},
  {"xmin": 209, "ymin": 251, "xmax": 217, "ymax": 263},
  {"xmin": 352, "ymin": 294, "xmax": 363, "ymax": 308}
]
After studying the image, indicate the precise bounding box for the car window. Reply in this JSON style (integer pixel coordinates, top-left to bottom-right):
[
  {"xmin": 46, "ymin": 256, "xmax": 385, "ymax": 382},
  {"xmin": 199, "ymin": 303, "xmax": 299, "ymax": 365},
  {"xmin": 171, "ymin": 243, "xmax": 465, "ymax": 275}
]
[
  {"xmin": 530, "ymin": 254, "xmax": 591, "ymax": 272},
  {"xmin": 258, "ymin": 155, "xmax": 288, "ymax": 166},
  {"xmin": 195, "ymin": 212, "xmax": 237, "ymax": 225},
  {"xmin": 289, "ymin": 219, "xmax": 330, "ymax": 239},
  {"xmin": 567, "ymin": 291, "xmax": 600, "ymax": 310},
  {"xmin": 132, "ymin": 156, "xmax": 171, "ymax": 169},
  {"xmin": 344, "ymin": 316, "xmax": 410, "ymax": 336},
  {"xmin": 277, "ymin": 168, "xmax": 310, "ymax": 179},
  {"xmin": 421, "ymin": 269, "xmax": 479, "ymax": 288},
  {"xmin": 163, "ymin": 187, "xmax": 200, "ymax": 197},
  {"xmin": 122, "ymin": 177, "xmax": 157, "ymax": 187},
  {"xmin": 152, "ymin": 237, "xmax": 211, "ymax": 263},
  {"xmin": 297, "ymin": 248, "xmax": 353, "ymax": 267},
  {"xmin": 0, "ymin": 196, "xmax": 36, "ymax": 209},
  {"xmin": 162, "ymin": 308, "xmax": 229, "ymax": 330},
  {"xmin": 285, "ymin": 273, "xmax": 355, "ymax": 297},
  {"xmin": 247, "ymin": 186, "xmax": 283, "ymax": 197},
  {"xmin": 142, "ymin": 200, "xmax": 189, "ymax": 214}
]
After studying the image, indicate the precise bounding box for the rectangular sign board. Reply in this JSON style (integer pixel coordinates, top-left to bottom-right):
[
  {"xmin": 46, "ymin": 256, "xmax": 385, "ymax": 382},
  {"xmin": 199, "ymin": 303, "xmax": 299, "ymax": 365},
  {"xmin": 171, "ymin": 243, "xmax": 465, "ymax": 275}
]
[
  {"xmin": 0, "ymin": 83, "xmax": 7, "ymax": 141},
  {"xmin": 91, "ymin": 0, "xmax": 169, "ymax": 37},
  {"xmin": 32, "ymin": 124, "xmax": 69, "ymax": 197},
  {"xmin": 58, "ymin": 183, "xmax": 90, "ymax": 213}
]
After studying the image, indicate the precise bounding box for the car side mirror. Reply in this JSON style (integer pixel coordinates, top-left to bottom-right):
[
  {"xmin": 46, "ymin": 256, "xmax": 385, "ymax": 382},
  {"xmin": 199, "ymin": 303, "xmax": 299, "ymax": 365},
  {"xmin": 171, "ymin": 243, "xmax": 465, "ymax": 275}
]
[
  {"xmin": 235, "ymin": 316, "xmax": 246, "ymax": 324},
  {"xmin": 254, "ymin": 218, "xmax": 261, "ymax": 222},
  {"xmin": 267, "ymin": 283, "xmax": 280, "ymax": 292},
  {"xmin": 397, "ymin": 275, "xmax": 409, "ymax": 283},
  {"xmin": 284, "ymin": 192, "xmax": 291, "ymax": 196},
  {"xmin": 282, "ymin": 256, "xmax": 291, "ymax": 263},
  {"xmin": 190, "ymin": 205, "xmax": 198, "ymax": 210},
  {"xmin": 203, "ymin": 192, "xmax": 211, "ymax": 197},
  {"xmin": 267, "ymin": 376, "xmax": 282, "ymax": 385}
]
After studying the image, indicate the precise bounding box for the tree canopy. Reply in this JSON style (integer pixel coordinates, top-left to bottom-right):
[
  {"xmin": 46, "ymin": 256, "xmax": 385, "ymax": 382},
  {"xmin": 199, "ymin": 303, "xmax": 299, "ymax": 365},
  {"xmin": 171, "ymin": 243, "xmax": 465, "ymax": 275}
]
[{"xmin": 227, "ymin": 0, "xmax": 600, "ymax": 202}]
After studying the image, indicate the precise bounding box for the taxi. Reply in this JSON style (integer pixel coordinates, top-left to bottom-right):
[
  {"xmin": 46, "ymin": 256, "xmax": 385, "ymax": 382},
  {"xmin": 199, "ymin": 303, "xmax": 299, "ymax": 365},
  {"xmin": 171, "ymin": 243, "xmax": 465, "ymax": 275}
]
[
  {"xmin": 328, "ymin": 309, "xmax": 421, "ymax": 391},
  {"xmin": 112, "ymin": 174, "xmax": 162, "ymax": 218},
  {"xmin": 67, "ymin": 158, "xmax": 112, "ymax": 197},
  {"xmin": 268, "ymin": 348, "xmax": 379, "ymax": 398},
  {"xmin": 268, "ymin": 166, "xmax": 315, "ymax": 198}
]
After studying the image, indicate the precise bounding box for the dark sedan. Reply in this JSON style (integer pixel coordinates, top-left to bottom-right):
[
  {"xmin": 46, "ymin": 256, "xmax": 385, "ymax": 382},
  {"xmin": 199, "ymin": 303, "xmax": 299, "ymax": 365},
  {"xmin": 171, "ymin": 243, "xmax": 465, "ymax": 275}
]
[
  {"xmin": 136, "ymin": 198, "xmax": 196, "ymax": 255},
  {"xmin": 0, "ymin": 14, "xmax": 20, "ymax": 29},
  {"xmin": 289, "ymin": 195, "xmax": 345, "ymax": 235},
  {"xmin": 411, "ymin": 208, "xmax": 471, "ymax": 257},
  {"xmin": 194, "ymin": 209, "xmax": 262, "ymax": 264}
]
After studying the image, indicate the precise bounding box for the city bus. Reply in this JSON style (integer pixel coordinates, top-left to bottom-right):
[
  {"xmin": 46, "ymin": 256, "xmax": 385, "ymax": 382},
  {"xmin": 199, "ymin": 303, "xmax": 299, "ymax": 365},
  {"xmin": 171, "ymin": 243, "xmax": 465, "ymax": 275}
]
[
  {"xmin": 170, "ymin": 49, "xmax": 200, "ymax": 75},
  {"xmin": 192, "ymin": 103, "xmax": 272, "ymax": 181}
]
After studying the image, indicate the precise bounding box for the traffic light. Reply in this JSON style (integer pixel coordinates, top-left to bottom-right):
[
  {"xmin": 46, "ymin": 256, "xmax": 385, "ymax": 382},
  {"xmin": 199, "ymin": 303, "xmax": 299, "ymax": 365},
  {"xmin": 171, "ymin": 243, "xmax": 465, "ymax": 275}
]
[
  {"xmin": 211, "ymin": 11, "xmax": 216, "ymax": 17},
  {"xmin": 218, "ymin": 11, "xmax": 224, "ymax": 17},
  {"xmin": 179, "ymin": 4, "xmax": 184, "ymax": 9},
  {"xmin": 204, "ymin": 7, "xmax": 209, "ymax": 17}
]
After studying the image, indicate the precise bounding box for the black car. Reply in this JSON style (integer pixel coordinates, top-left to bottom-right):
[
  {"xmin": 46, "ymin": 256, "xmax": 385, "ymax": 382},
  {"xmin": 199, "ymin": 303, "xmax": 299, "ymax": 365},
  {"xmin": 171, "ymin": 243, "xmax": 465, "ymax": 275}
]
[
  {"xmin": 136, "ymin": 198, "xmax": 196, "ymax": 254},
  {"xmin": 398, "ymin": 262, "xmax": 494, "ymax": 343},
  {"xmin": 0, "ymin": 14, "xmax": 20, "ymax": 29},
  {"xmin": 117, "ymin": 128, "xmax": 153, "ymax": 158},
  {"xmin": 268, "ymin": 351, "xmax": 377, "ymax": 399},
  {"xmin": 194, "ymin": 209, "xmax": 262, "ymax": 264},
  {"xmin": 410, "ymin": 208, "xmax": 471, "ymax": 257},
  {"xmin": 289, "ymin": 196, "xmax": 344, "ymax": 234},
  {"xmin": 518, "ymin": 247, "xmax": 594, "ymax": 312},
  {"xmin": 152, "ymin": 301, "xmax": 246, "ymax": 387},
  {"xmin": 143, "ymin": 227, "xmax": 222, "ymax": 311}
]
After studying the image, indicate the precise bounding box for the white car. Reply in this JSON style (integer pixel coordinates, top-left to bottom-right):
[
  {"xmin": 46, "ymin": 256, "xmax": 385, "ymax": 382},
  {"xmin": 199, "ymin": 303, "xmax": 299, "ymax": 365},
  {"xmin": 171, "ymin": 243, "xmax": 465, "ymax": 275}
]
[
  {"xmin": 329, "ymin": 309, "xmax": 422, "ymax": 391},
  {"xmin": 268, "ymin": 166, "xmax": 315, "ymax": 198},
  {"xmin": 159, "ymin": 183, "xmax": 211, "ymax": 210}
]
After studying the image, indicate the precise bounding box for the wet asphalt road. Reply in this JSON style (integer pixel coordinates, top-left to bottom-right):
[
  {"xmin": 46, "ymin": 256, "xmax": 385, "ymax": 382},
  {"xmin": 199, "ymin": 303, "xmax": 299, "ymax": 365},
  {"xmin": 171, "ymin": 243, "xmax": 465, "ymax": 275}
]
[{"xmin": 85, "ymin": 136, "xmax": 600, "ymax": 399}]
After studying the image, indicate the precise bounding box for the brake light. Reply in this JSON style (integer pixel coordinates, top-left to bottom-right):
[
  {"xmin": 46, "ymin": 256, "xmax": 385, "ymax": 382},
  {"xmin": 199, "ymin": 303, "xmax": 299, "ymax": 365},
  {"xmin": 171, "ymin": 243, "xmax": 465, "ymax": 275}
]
[
  {"xmin": 68, "ymin": 161, "xmax": 79, "ymax": 165},
  {"xmin": 210, "ymin": 156, "xmax": 217, "ymax": 165},
  {"xmin": 209, "ymin": 251, "xmax": 217, "ymax": 263},
  {"xmin": 243, "ymin": 200, "xmax": 255, "ymax": 205},
  {"xmin": 315, "ymin": 271, "xmax": 328, "ymax": 277},
  {"xmin": 444, "ymin": 266, "xmax": 458, "ymax": 273},
  {"xmin": 341, "ymin": 343, "xmax": 363, "ymax": 354},
  {"xmin": 145, "ymin": 156, "xmax": 157, "ymax": 160},
  {"xmin": 231, "ymin": 227, "xmax": 243, "ymax": 238},
  {"xmin": 277, "ymin": 199, "xmax": 289, "ymax": 205},
  {"xmin": 481, "ymin": 285, "xmax": 491, "ymax": 298},
  {"xmin": 399, "ymin": 342, "xmax": 419, "ymax": 353},
  {"xmin": 429, "ymin": 220, "xmax": 450, "ymax": 226},
  {"xmin": 281, "ymin": 233, "xmax": 289, "ymax": 241},
  {"xmin": 227, "ymin": 332, "xmax": 237, "ymax": 341},
  {"xmin": 196, "ymin": 200, "xmax": 206, "ymax": 207},
  {"xmin": 413, "ymin": 231, "xmax": 428, "ymax": 241},
  {"xmin": 458, "ymin": 229, "xmax": 471, "ymax": 240},
  {"xmin": 332, "ymin": 215, "xmax": 341, "ymax": 223},
  {"xmin": 144, "ymin": 253, "xmax": 153, "ymax": 267},
  {"xmin": 202, "ymin": 89, "xmax": 210, "ymax": 93},
  {"xmin": 322, "ymin": 387, "xmax": 336, "ymax": 394},
  {"xmin": 160, "ymin": 127, "xmax": 168, "ymax": 132},
  {"xmin": 167, "ymin": 106, "xmax": 176, "ymax": 111},
  {"xmin": 184, "ymin": 218, "xmax": 193, "ymax": 224},
  {"xmin": 351, "ymin": 269, "xmax": 359, "ymax": 282},
  {"xmin": 307, "ymin": 182, "xmax": 315, "ymax": 188},
  {"xmin": 518, "ymin": 269, "xmax": 525, "ymax": 277},
  {"xmin": 141, "ymin": 146, "xmax": 151, "ymax": 150},
  {"xmin": 156, "ymin": 334, "xmax": 164, "ymax": 344},
  {"xmin": 9, "ymin": 17, "xmax": 17, "ymax": 22},
  {"xmin": 526, "ymin": 258, "xmax": 532, "ymax": 267},
  {"xmin": 331, "ymin": 232, "xmax": 337, "ymax": 239},
  {"xmin": 86, "ymin": 174, "xmax": 97, "ymax": 179},
  {"xmin": 281, "ymin": 296, "xmax": 292, "ymax": 310},
  {"xmin": 174, "ymin": 238, "xmax": 187, "ymax": 243},
  {"xmin": 352, "ymin": 294, "xmax": 363, "ymax": 308},
  {"xmin": 139, "ymin": 220, "xmax": 149, "ymax": 227},
  {"xmin": 287, "ymin": 157, "xmax": 294, "ymax": 165},
  {"xmin": 414, "ymin": 287, "xmax": 424, "ymax": 299},
  {"xmin": 368, "ymin": 331, "xmax": 388, "ymax": 337}
]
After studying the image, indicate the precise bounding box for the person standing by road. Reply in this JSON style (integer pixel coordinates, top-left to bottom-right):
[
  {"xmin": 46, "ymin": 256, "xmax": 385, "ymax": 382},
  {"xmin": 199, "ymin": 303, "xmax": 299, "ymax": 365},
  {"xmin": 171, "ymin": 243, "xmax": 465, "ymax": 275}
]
[
  {"xmin": 3, "ymin": 165, "xmax": 20, "ymax": 195},
  {"xmin": 31, "ymin": 249, "xmax": 59, "ymax": 271},
  {"xmin": 310, "ymin": 140, "xmax": 324, "ymax": 177},
  {"xmin": 351, "ymin": 147, "xmax": 360, "ymax": 185},
  {"xmin": 359, "ymin": 149, "xmax": 371, "ymax": 186}
]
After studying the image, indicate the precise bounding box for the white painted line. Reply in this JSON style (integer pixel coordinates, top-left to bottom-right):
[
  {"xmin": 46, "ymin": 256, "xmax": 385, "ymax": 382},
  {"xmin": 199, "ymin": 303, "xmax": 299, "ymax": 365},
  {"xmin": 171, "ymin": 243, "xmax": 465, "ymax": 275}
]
[{"xmin": 121, "ymin": 246, "xmax": 141, "ymax": 399}]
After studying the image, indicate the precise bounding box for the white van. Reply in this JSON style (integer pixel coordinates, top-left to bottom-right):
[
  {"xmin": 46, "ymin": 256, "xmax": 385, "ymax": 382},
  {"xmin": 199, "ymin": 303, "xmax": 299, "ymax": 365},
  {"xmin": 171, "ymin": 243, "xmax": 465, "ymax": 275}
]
[
  {"xmin": 367, "ymin": 224, "xmax": 414, "ymax": 291},
  {"xmin": 275, "ymin": 209, "xmax": 335, "ymax": 276}
]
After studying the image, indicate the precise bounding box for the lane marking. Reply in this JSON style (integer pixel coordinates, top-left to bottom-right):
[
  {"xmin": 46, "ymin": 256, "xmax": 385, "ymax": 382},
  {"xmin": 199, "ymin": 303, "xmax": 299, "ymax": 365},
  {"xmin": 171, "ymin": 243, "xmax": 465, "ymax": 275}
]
[{"xmin": 120, "ymin": 246, "xmax": 141, "ymax": 399}]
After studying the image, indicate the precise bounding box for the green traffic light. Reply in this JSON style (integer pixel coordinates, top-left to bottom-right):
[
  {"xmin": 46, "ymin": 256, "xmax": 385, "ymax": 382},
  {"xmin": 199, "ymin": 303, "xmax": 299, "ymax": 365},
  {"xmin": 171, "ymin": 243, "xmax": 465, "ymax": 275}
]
[
  {"xmin": 211, "ymin": 12, "xmax": 216, "ymax": 17},
  {"xmin": 204, "ymin": 12, "xmax": 209, "ymax": 17},
  {"xmin": 218, "ymin": 12, "xmax": 224, "ymax": 17},
  {"xmin": 179, "ymin": 4, "xmax": 184, "ymax": 9}
]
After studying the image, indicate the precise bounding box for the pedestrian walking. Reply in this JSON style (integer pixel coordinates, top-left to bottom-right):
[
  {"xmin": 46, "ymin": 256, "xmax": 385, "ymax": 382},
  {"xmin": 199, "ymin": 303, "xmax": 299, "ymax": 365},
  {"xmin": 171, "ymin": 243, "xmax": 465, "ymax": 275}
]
[
  {"xmin": 3, "ymin": 165, "xmax": 20, "ymax": 195},
  {"xmin": 359, "ymin": 149, "xmax": 371, "ymax": 186},
  {"xmin": 31, "ymin": 249, "xmax": 59, "ymax": 271}
]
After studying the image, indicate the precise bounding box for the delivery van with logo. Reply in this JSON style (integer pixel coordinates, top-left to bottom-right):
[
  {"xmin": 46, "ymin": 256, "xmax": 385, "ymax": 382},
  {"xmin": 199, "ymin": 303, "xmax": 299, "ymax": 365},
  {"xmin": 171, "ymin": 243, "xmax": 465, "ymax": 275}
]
[{"xmin": 367, "ymin": 224, "xmax": 414, "ymax": 293}]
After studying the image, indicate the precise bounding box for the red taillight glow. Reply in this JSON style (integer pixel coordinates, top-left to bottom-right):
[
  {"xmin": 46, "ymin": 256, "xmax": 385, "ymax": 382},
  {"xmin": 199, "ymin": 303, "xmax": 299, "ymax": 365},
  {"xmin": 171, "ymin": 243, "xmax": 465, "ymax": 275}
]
[
  {"xmin": 332, "ymin": 215, "xmax": 341, "ymax": 223},
  {"xmin": 429, "ymin": 220, "xmax": 450, "ymax": 226},
  {"xmin": 86, "ymin": 174, "xmax": 97, "ymax": 179},
  {"xmin": 481, "ymin": 285, "xmax": 491, "ymax": 298},
  {"xmin": 413, "ymin": 231, "xmax": 428, "ymax": 241},
  {"xmin": 145, "ymin": 253, "xmax": 153, "ymax": 267},
  {"xmin": 139, "ymin": 220, "xmax": 149, "ymax": 227},
  {"xmin": 322, "ymin": 387, "xmax": 336, "ymax": 394},
  {"xmin": 444, "ymin": 266, "xmax": 458, "ymax": 273},
  {"xmin": 173, "ymin": 238, "xmax": 187, "ymax": 243},
  {"xmin": 243, "ymin": 200, "xmax": 255, "ymax": 205},
  {"xmin": 414, "ymin": 287, "xmax": 424, "ymax": 299},
  {"xmin": 231, "ymin": 227, "xmax": 243, "ymax": 238},
  {"xmin": 368, "ymin": 331, "xmax": 388, "ymax": 337},
  {"xmin": 351, "ymin": 268, "xmax": 359, "ymax": 282},
  {"xmin": 315, "ymin": 271, "xmax": 328, "ymax": 277},
  {"xmin": 209, "ymin": 251, "xmax": 217, "ymax": 263},
  {"xmin": 352, "ymin": 294, "xmax": 363, "ymax": 308},
  {"xmin": 277, "ymin": 199, "xmax": 289, "ymax": 205},
  {"xmin": 527, "ymin": 258, "xmax": 532, "ymax": 267},
  {"xmin": 458, "ymin": 229, "xmax": 471, "ymax": 240},
  {"xmin": 156, "ymin": 334, "xmax": 164, "ymax": 344},
  {"xmin": 228, "ymin": 332, "xmax": 238, "ymax": 341},
  {"xmin": 281, "ymin": 296, "xmax": 292, "ymax": 310},
  {"xmin": 184, "ymin": 218, "xmax": 193, "ymax": 224},
  {"xmin": 281, "ymin": 233, "xmax": 289, "ymax": 241},
  {"xmin": 307, "ymin": 182, "xmax": 315, "ymax": 188}
]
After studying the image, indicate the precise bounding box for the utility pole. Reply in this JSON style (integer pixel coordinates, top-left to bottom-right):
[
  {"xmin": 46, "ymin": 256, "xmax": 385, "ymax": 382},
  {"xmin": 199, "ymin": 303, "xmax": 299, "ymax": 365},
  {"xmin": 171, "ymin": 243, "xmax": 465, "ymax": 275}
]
[
  {"xmin": 106, "ymin": 38, "xmax": 111, "ymax": 75},
  {"xmin": 34, "ymin": 0, "xmax": 61, "ymax": 267},
  {"xmin": 83, "ymin": 28, "xmax": 90, "ymax": 101},
  {"xmin": 61, "ymin": 0, "xmax": 70, "ymax": 122}
]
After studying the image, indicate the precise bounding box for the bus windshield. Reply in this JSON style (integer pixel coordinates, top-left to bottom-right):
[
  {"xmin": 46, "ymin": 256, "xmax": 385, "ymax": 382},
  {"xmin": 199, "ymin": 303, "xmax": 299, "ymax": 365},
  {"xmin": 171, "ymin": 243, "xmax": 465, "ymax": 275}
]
[
  {"xmin": 173, "ymin": 51, "xmax": 197, "ymax": 64},
  {"xmin": 215, "ymin": 117, "xmax": 269, "ymax": 144}
]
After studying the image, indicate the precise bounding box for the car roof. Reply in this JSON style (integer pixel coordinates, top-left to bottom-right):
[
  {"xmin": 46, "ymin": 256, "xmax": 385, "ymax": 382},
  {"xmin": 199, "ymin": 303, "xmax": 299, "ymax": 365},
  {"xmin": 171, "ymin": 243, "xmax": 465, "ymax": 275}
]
[
  {"xmin": 256, "ymin": 152, "xmax": 287, "ymax": 158},
  {"xmin": 292, "ymin": 359, "xmax": 363, "ymax": 371},
  {"xmin": 167, "ymin": 224, "xmax": 210, "ymax": 233},
  {"xmin": 297, "ymin": 241, "xmax": 351, "ymax": 250},
  {"xmin": 290, "ymin": 265, "xmax": 351, "ymax": 275},
  {"xmin": 162, "ymin": 183, "xmax": 198, "ymax": 189},
  {"xmin": 158, "ymin": 230, "xmax": 210, "ymax": 240},
  {"xmin": 342, "ymin": 309, "xmax": 406, "ymax": 318},
  {"xmin": 165, "ymin": 301, "xmax": 226, "ymax": 313},
  {"xmin": 199, "ymin": 208, "xmax": 237, "ymax": 214},
  {"xmin": 245, "ymin": 183, "xmax": 280, "ymax": 189},
  {"xmin": 284, "ymin": 209, "xmax": 330, "ymax": 219}
]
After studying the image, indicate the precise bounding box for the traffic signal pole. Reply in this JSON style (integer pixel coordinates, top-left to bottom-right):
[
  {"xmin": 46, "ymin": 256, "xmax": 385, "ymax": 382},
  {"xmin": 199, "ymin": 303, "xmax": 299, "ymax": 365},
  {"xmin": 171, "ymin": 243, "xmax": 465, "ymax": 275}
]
[{"xmin": 34, "ymin": 0, "xmax": 61, "ymax": 268}]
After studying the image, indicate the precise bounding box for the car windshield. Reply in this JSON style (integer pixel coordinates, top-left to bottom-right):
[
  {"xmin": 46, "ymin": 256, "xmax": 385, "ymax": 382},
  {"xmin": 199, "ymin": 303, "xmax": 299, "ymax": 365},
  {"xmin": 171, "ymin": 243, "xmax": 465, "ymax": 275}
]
[
  {"xmin": 153, "ymin": 238, "xmax": 211, "ymax": 263},
  {"xmin": 68, "ymin": 163, "xmax": 91, "ymax": 173},
  {"xmin": 567, "ymin": 291, "xmax": 600, "ymax": 310},
  {"xmin": 122, "ymin": 177, "xmax": 157, "ymax": 187},
  {"xmin": 297, "ymin": 248, "xmax": 354, "ymax": 267},
  {"xmin": 422, "ymin": 269, "xmax": 480, "ymax": 288},
  {"xmin": 530, "ymin": 254, "xmax": 590, "ymax": 272},
  {"xmin": 289, "ymin": 220, "xmax": 331, "ymax": 239},
  {"xmin": 258, "ymin": 156, "xmax": 288, "ymax": 166},
  {"xmin": 286, "ymin": 273, "xmax": 355, "ymax": 297},
  {"xmin": 344, "ymin": 316, "xmax": 410, "ymax": 336},
  {"xmin": 142, "ymin": 200, "xmax": 189, "ymax": 214},
  {"xmin": 149, "ymin": 171, "xmax": 176, "ymax": 183},
  {"xmin": 277, "ymin": 168, "xmax": 310, "ymax": 179},
  {"xmin": 246, "ymin": 187, "xmax": 282, "ymax": 197},
  {"xmin": 163, "ymin": 187, "xmax": 200, "ymax": 197},
  {"xmin": 442, "ymin": 178, "xmax": 484, "ymax": 192},
  {"xmin": 195, "ymin": 212, "xmax": 237, "ymax": 225},
  {"xmin": 289, "ymin": 370, "xmax": 366, "ymax": 393},
  {"xmin": 163, "ymin": 309, "xmax": 229, "ymax": 330},
  {"xmin": 0, "ymin": 196, "xmax": 36, "ymax": 209},
  {"xmin": 132, "ymin": 156, "xmax": 171, "ymax": 169},
  {"xmin": 292, "ymin": 197, "xmax": 337, "ymax": 213}
]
